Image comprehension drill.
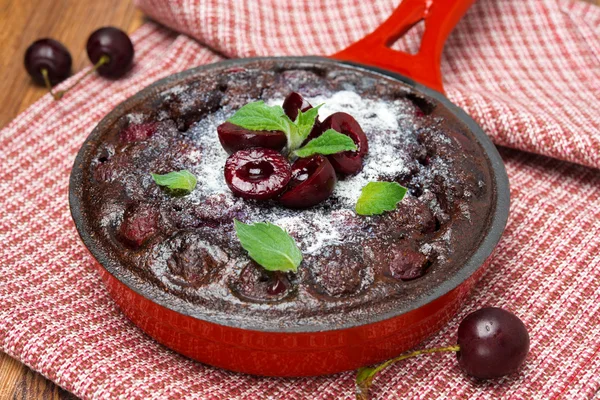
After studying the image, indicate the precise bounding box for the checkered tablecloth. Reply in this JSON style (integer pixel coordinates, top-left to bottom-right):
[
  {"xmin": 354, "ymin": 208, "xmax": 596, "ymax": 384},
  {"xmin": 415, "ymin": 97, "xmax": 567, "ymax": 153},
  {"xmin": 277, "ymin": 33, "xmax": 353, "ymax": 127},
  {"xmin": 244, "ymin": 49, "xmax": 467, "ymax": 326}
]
[{"xmin": 1, "ymin": 0, "xmax": 599, "ymax": 398}]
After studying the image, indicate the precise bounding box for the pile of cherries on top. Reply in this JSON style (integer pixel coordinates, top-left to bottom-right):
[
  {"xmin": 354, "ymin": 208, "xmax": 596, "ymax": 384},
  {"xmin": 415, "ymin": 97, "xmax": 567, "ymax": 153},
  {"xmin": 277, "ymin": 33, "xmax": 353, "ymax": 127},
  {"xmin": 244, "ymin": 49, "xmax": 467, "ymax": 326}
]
[{"xmin": 218, "ymin": 92, "xmax": 369, "ymax": 209}]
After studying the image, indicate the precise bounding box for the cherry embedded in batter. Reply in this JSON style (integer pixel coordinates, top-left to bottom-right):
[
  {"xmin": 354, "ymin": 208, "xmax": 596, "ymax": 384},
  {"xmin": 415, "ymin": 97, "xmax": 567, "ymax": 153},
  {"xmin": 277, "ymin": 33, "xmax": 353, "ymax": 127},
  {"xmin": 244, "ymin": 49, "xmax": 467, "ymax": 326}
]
[
  {"xmin": 266, "ymin": 273, "xmax": 289, "ymax": 295},
  {"xmin": 119, "ymin": 122, "xmax": 158, "ymax": 143},
  {"xmin": 387, "ymin": 246, "xmax": 429, "ymax": 281},
  {"xmin": 224, "ymin": 148, "xmax": 291, "ymax": 200},
  {"xmin": 233, "ymin": 262, "xmax": 292, "ymax": 301},
  {"xmin": 217, "ymin": 121, "xmax": 287, "ymax": 154},
  {"xmin": 279, "ymin": 155, "xmax": 337, "ymax": 209},
  {"xmin": 118, "ymin": 204, "xmax": 159, "ymax": 248}
]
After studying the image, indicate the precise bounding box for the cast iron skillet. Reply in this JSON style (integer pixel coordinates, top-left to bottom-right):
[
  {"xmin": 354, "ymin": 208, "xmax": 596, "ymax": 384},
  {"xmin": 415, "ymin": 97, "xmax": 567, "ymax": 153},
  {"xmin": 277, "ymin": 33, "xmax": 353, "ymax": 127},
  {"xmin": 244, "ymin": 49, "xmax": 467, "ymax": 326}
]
[{"xmin": 70, "ymin": 0, "xmax": 510, "ymax": 376}]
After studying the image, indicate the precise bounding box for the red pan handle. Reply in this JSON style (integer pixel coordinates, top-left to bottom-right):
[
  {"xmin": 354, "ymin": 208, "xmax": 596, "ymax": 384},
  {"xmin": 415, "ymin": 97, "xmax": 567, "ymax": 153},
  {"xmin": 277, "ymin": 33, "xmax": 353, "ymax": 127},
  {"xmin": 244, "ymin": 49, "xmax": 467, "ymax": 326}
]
[{"xmin": 330, "ymin": 0, "xmax": 475, "ymax": 93}]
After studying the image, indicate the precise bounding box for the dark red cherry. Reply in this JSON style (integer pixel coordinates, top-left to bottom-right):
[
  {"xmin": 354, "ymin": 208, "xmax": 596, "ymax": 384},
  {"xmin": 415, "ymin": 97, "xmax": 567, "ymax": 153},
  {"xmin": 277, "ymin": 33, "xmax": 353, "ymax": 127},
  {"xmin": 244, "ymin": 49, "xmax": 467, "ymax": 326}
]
[
  {"xmin": 310, "ymin": 246, "xmax": 367, "ymax": 297},
  {"xmin": 319, "ymin": 112, "xmax": 368, "ymax": 175},
  {"xmin": 86, "ymin": 27, "xmax": 134, "ymax": 78},
  {"xmin": 118, "ymin": 204, "xmax": 159, "ymax": 248},
  {"xmin": 224, "ymin": 148, "xmax": 291, "ymax": 200},
  {"xmin": 119, "ymin": 122, "xmax": 158, "ymax": 143},
  {"xmin": 267, "ymin": 274, "xmax": 288, "ymax": 295},
  {"xmin": 233, "ymin": 262, "xmax": 292, "ymax": 301},
  {"xmin": 388, "ymin": 246, "xmax": 429, "ymax": 281},
  {"xmin": 282, "ymin": 92, "xmax": 322, "ymax": 144},
  {"xmin": 282, "ymin": 92, "xmax": 312, "ymax": 121},
  {"xmin": 217, "ymin": 122, "xmax": 287, "ymax": 155},
  {"xmin": 279, "ymin": 155, "xmax": 336, "ymax": 208},
  {"xmin": 24, "ymin": 39, "xmax": 72, "ymax": 86},
  {"xmin": 457, "ymin": 307, "xmax": 530, "ymax": 379}
]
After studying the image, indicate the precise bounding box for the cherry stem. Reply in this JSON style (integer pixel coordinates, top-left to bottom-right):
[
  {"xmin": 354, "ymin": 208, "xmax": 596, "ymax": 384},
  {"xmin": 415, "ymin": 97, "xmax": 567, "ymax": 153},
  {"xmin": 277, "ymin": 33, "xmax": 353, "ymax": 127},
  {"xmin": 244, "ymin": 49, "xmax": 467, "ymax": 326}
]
[
  {"xmin": 51, "ymin": 54, "xmax": 110, "ymax": 101},
  {"xmin": 356, "ymin": 344, "xmax": 460, "ymax": 400},
  {"xmin": 40, "ymin": 68, "xmax": 59, "ymax": 100}
]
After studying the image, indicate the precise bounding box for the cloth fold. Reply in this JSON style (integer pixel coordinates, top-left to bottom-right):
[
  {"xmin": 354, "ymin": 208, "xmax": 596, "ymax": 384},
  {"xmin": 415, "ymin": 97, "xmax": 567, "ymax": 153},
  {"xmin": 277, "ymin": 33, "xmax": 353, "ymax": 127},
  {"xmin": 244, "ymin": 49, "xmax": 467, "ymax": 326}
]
[
  {"xmin": 137, "ymin": 0, "xmax": 600, "ymax": 169},
  {"xmin": 1, "ymin": 0, "xmax": 599, "ymax": 399}
]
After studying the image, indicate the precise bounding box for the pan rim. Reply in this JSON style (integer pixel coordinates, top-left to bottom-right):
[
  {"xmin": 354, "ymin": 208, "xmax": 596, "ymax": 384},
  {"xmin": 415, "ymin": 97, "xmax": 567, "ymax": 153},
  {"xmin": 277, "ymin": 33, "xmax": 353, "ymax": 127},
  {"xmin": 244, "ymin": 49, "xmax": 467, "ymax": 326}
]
[{"xmin": 69, "ymin": 56, "xmax": 510, "ymax": 334}]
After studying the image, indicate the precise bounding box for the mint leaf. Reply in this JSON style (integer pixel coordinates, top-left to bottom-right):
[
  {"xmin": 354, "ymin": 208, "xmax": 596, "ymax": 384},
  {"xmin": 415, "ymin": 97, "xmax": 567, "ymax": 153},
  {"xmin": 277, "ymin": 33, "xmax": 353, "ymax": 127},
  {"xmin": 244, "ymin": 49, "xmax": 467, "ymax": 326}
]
[
  {"xmin": 294, "ymin": 129, "xmax": 357, "ymax": 158},
  {"xmin": 355, "ymin": 182, "xmax": 407, "ymax": 216},
  {"xmin": 295, "ymin": 105, "xmax": 322, "ymax": 140},
  {"xmin": 151, "ymin": 170, "xmax": 197, "ymax": 193},
  {"xmin": 284, "ymin": 105, "xmax": 322, "ymax": 152},
  {"xmin": 227, "ymin": 101, "xmax": 293, "ymax": 133},
  {"xmin": 234, "ymin": 219, "xmax": 303, "ymax": 273},
  {"xmin": 224, "ymin": 101, "xmax": 325, "ymax": 153}
]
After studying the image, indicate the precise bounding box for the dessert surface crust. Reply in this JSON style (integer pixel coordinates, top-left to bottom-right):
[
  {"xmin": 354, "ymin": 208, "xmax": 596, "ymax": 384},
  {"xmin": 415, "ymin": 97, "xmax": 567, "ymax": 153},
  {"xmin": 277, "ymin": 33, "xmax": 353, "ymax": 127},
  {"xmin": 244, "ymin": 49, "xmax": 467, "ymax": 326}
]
[{"xmin": 73, "ymin": 59, "xmax": 497, "ymax": 331}]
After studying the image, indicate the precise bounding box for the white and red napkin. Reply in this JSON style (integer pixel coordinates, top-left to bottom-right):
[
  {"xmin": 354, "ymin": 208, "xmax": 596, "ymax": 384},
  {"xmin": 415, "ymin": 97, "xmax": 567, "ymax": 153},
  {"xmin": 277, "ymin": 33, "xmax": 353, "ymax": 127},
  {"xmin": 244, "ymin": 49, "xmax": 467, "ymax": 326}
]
[{"xmin": 1, "ymin": 0, "xmax": 599, "ymax": 398}]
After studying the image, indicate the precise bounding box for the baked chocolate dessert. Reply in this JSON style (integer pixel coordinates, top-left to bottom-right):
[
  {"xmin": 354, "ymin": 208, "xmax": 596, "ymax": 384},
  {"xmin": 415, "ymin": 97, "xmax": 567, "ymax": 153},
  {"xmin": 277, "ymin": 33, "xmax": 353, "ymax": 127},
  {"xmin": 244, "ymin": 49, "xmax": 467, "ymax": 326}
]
[{"xmin": 74, "ymin": 60, "xmax": 496, "ymax": 330}]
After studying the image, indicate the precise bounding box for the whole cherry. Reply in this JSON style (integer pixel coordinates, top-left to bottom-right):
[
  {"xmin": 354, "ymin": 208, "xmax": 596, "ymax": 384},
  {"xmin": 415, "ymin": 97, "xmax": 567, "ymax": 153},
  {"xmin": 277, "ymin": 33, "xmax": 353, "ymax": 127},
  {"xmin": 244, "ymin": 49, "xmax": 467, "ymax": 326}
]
[
  {"xmin": 279, "ymin": 155, "xmax": 337, "ymax": 208},
  {"xmin": 224, "ymin": 148, "xmax": 291, "ymax": 200},
  {"xmin": 457, "ymin": 307, "xmax": 530, "ymax": 379},
  {"xmin": 86, "ymin": 27, "xmax": 135, "ymax": 78},
  {"xmin": 24, "ymin": 39, "xmax": 72, "ymax": 87},
  {"xmin": 356, "ymin": 307, "xmax": 529, "ymax": 399},
  {"xmin": 25, "ymin": 27, "xmax": 134, "ymax": 100}
]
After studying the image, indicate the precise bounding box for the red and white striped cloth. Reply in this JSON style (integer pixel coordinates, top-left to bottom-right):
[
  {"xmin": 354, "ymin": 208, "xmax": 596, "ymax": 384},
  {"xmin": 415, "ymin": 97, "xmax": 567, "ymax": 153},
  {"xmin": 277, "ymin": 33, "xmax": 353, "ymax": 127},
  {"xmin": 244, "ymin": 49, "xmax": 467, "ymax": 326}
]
[{"xmin": 0, "ymin": 0, "xmax": 598, "ymax": 398}]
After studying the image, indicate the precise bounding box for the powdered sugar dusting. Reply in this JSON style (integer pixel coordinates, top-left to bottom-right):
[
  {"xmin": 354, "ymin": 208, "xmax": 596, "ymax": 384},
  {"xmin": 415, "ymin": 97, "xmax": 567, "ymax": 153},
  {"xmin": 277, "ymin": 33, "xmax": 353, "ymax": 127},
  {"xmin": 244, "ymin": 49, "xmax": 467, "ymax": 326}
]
[
  {"xmin": 306, "ymin": 91, "xmax": 417, "ymax": 207},
  {"xmin": 126, "ymin": 113, "xmax": 148, "ymax": 125},
  {"xmin": 184, "ymin": 90, "xmax": 421, "ymax": 254}
]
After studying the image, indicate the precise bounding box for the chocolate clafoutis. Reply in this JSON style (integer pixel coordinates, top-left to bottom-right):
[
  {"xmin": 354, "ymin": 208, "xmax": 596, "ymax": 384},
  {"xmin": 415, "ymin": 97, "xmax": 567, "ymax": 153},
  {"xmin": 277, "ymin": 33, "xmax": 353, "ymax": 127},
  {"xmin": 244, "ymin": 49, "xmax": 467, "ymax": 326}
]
[{"xmin": 76, "ymin": 61, "xmax": 496, "ymax": 330}]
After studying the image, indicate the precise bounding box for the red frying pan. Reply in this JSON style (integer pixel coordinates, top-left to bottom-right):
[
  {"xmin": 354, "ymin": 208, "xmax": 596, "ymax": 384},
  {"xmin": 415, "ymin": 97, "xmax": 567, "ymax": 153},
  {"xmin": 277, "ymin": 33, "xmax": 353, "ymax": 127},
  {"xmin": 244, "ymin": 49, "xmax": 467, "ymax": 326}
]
[
  {"xmin": 333, "ymin": 0, "xmax": 472, "ymax": 93},
  {"xmin": 70, "ymin": 0, "xmax": 509, "ymax": 377}
]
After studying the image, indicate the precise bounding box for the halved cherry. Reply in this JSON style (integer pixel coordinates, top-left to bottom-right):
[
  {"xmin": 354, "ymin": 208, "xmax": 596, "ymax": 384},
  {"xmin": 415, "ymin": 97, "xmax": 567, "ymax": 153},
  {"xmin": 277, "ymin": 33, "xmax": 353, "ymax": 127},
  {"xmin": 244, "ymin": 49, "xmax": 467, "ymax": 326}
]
[
  {"xmin": 282, "ymin": 92, "xmax": 321, "ymax": 144},
  {"xmin": 282, "ymin": 92, "xmax": 312, "ymax": 121},
  {"xmin": 224, "ymin": 148, "xmax": 291, "ymax": 200},
  {"xmin": 319, "ymin": 112, "xmax": 368, "ymax": 175},
  {"xmin": 279, "ymin": 155, "xmax": 337, "ymax": 209},
  {"xmin": 231, "ymin": 262, "xmax": 292, "ymax": 302},
  {"xmin": 217, "ymin": 122, "xmax": 286, "ymax": 155}
]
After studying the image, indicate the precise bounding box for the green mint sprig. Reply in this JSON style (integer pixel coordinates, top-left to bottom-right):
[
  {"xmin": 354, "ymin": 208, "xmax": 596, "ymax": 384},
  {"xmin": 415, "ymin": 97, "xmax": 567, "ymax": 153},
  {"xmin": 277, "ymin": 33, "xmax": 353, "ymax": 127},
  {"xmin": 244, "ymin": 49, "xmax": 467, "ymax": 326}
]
[
  {"xmin": 292, "ymin": 106, "xmax": 322, "ymax": 149},
  {"xmin": 227, "ymin": 101, "xmax": 321, "ymax": 153},
  {"xmin": 294, "ymin": 129, "xmax": 357, "ymax": 158},
  {"xmin": 234, "ymin": 219, "xmax": 303, "ymax": 273},
  {"xmin": 355, "ymin": 182, "xmax": 407, "ymax": 216},
  {"xmin": 151, "ymin": 170, "xmax": 197, "ymax": 194},
  {"xmin": 228, "ymin": 101, "xmax": 356, "ymax": 157},
  {"xmin": 227, "ymin": 101, "xmax": 292, "ymax": 133}
]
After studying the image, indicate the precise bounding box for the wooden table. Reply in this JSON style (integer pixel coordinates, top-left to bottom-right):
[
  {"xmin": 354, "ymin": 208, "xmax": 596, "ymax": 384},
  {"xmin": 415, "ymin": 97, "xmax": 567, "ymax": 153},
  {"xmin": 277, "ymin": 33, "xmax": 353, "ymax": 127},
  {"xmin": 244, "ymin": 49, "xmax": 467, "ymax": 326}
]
[
  {"xmin": 1, "ymin": 0, "xmax": 598, "ymax": 398},
  {"xmin": 0, "ymin": 1, "xmax": 143, "ymax": 398},
  {"xmin": 0, "ymin": 0, "xmax": 144, "ymax": 129}
]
